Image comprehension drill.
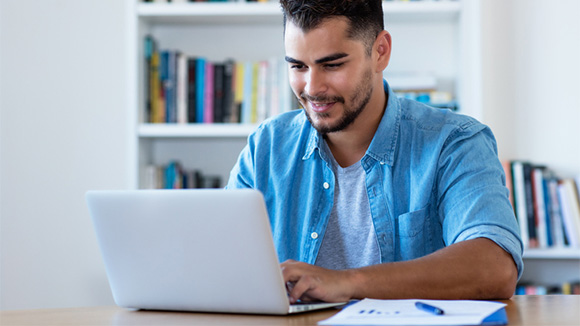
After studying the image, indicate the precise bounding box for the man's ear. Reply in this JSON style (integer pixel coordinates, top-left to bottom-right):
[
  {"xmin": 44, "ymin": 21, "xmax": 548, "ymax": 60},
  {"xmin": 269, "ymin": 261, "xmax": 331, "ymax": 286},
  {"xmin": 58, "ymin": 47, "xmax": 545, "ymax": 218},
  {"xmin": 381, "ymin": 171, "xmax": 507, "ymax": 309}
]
[{"xmin": 374, "ymin": 30, "xmax": 392, "ymax": 72}]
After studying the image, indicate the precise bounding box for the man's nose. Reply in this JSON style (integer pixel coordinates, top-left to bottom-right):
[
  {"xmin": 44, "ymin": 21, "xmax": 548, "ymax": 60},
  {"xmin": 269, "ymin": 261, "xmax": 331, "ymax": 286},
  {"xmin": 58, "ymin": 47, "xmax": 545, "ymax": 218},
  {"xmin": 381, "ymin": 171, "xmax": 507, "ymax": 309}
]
[{"xmin": 304, "ymin": 70, "xmax": 328, "ymax": 97}]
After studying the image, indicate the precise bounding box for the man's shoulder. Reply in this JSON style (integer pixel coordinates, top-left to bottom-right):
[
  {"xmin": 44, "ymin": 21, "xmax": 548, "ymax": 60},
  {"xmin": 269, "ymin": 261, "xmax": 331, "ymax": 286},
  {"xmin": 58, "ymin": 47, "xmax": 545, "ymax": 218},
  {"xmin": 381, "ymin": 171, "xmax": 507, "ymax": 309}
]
[{"xmin": 397, "ymin": 97, "xmax": 484, "ymax": 134}]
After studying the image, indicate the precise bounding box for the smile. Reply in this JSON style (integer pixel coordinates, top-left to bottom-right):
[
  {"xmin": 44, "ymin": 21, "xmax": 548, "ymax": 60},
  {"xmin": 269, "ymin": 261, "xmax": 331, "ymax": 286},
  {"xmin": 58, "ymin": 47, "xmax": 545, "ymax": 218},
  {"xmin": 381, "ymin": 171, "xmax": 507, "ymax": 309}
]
[{"xmin": 309, "ymin": 101, "xmax": 335, "ymax": 113}]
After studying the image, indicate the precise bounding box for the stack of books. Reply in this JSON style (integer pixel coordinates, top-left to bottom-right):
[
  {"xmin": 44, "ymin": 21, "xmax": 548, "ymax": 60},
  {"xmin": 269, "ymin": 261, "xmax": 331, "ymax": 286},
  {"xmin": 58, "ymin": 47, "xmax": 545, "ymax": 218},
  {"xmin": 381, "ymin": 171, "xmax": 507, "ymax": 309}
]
[
  {"xmin": 503, "ymin": 161, "xmax": 580, "ymax": 249},
  {"xmin": 516, "ymin": 280, "xmax": 580, "ymax": 295},
  {"xmin": 144, "ymin": 35, "xmax": 297, "ymax": 125},
  {"xmin": 143, "ymin": 161, "xmax": 223, "ymax": 189}
]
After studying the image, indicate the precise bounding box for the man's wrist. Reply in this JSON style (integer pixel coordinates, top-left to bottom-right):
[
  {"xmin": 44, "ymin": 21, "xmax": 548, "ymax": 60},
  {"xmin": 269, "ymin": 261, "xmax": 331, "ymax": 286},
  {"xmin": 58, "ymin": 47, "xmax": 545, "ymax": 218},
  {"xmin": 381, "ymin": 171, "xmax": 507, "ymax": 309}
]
[{"xmin": 344, "ymin": 268, "xmax": 367, "ymax": 300}]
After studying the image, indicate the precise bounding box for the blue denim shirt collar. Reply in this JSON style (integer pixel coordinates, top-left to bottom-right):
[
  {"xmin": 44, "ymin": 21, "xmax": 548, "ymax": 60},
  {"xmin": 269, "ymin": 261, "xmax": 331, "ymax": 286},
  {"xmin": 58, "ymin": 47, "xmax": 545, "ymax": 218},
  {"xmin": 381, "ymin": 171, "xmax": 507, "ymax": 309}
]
[{"xmin": 302, "ymin": 80, "xmax": 400, "ymax": 166}]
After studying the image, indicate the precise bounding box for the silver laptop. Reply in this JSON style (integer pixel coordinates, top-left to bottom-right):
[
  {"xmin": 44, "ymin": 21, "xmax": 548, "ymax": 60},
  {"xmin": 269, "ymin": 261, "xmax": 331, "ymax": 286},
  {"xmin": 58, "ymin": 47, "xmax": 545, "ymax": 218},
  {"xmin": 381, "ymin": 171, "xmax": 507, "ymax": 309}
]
[{"xmin": 86, "ymin": 189, "xmax": 345, "ymax": 315}]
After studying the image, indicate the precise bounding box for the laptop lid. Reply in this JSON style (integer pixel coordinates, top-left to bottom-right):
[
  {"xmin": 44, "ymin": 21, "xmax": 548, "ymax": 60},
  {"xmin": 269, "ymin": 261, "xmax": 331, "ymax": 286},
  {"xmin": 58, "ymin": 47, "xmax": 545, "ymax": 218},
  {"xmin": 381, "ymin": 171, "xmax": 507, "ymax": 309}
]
[{"xmin": 86, "ymin": 189, "xmax": 297, "ymax": 315}]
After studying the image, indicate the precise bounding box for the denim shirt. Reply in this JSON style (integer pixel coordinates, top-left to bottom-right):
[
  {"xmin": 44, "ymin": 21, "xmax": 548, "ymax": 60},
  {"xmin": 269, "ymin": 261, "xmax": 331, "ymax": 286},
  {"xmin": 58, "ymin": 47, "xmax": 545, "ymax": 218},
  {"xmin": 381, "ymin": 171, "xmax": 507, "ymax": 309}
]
[{"xmin": 226, "ymin": 81, "xmax": 524, "ymax": 278}]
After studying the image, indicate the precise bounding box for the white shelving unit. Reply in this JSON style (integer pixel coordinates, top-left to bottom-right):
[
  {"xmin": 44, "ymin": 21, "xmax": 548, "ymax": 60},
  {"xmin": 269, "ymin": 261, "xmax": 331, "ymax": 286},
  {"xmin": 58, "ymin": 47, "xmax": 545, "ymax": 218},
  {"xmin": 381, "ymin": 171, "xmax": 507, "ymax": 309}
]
[
  {"xmin": 125, "ymin": 0, "xmax": 578, "ymax": 289},
  {"xmin": 522, "ymin": 248, "xmax": 580, "ymax": 289},
  {"xmin": 523, "ymin": 248, "xmax": 580, "ymax": 260},
  {"xmin": 127, "ymin": 0, "xmax": 480, "ymax": 188}
]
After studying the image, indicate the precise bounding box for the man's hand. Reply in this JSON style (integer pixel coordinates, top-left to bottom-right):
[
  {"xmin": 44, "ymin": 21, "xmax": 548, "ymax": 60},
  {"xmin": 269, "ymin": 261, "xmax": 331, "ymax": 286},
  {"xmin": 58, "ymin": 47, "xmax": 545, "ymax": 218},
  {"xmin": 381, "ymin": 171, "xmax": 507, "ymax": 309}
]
[{"xmin": 280, "ymin": 259, "xmax": 356, "ymax": 303}]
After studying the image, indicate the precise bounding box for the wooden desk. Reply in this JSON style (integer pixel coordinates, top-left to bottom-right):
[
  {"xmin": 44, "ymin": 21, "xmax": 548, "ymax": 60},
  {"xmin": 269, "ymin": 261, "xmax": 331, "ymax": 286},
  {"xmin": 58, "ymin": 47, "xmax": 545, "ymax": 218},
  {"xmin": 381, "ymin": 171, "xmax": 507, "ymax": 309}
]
[{"xmin": 1, "ymin": 295, "xmax": 579, "ymax": 326}]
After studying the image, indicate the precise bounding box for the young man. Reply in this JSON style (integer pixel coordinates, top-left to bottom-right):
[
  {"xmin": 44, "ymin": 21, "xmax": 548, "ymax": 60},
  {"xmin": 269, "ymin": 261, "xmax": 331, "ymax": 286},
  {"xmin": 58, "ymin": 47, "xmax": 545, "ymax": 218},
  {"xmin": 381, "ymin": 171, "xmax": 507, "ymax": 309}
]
[{"xmin": 226, "ymin": 0, "xmax": 523, "ymax": 303}]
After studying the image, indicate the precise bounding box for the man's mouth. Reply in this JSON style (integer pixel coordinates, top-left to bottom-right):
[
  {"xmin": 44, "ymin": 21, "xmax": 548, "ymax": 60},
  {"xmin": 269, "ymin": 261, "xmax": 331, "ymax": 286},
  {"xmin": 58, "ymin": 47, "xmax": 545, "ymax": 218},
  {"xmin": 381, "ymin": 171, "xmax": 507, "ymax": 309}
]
[{"xmin": 309, "ymin": 101, "xmax": 335, "ymax": 113}]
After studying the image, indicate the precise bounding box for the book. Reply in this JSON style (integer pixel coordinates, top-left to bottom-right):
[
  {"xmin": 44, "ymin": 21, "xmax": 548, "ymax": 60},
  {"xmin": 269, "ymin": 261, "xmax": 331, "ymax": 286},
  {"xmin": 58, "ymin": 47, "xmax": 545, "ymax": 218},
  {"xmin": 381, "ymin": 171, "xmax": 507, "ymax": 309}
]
[
  {"xmin": 531, "ymin": 167, "xmax": 548, "ymax": 248},
  {"xmin": 221, "ymin": 59, "xmax": 235, "ymax": 123},
  {"xmin": 546, "ymin": 176, "xmax": 566, "ymax": 247},
  {"xmin": 241, "ymin": 61, "xmax": 254, "ymax": 124},
  {"xmin": 213, "ymin": 63, "xmax": 225, "ymax": 123},
  {"xmin": 233, "ymin": 62, "xmax": 245, "ymax": 123},
  {"xmin": 176, "ymin": 52, "xmax": 188, "ymax": 124},
  {"xmin": 511, "ymin": 161, "xmax": 530, "ymax": 248},
  {"xmin": 144, "ymin": 35, "xmax": 155, "ymax": 123},
  {"xmin": 523, "ymin": 163, "xmax": 538, "ymax": 247},
  {"xmin": 187, "ymin": 57, "xmax": 197, "ymax": 123},
  {"xmin": 195, "ymin": 57, "xmax": 206, "ymax": 123},
  {"xmin": 558, "ymin": 179, "xmax": 580, "ymax": 247},
  {"xmin": 501, "ymin": 160, "xmax": 515, "ymax": 210},
  {"xmin": 257, "ymin": 60, "xmax": 268, "ymax": 123},
  {"xmin": 250, "ymin": 62, "xmax": 260, "ymax": 123},
  {"xmin": 160, "ymin": 51, "xmax": 173, "ymax": 123},
  {"xmin": 203, "ymin": 61, "xmax": 214, "ymax": 123}
]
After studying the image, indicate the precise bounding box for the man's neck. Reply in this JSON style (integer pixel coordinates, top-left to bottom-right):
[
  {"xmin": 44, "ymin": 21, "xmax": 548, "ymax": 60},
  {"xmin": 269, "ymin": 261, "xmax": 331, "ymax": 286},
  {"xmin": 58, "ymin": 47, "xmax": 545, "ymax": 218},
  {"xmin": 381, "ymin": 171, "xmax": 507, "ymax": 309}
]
[{"xmin": 325, "ymin": 85, "xmax": 387, "ymax": 168}]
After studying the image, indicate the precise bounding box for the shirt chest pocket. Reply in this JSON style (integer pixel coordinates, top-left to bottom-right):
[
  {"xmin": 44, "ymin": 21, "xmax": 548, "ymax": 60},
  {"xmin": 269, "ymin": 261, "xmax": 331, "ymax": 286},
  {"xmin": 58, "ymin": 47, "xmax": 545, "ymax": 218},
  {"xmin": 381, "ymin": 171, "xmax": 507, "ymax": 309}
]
[
  {"xmin": 395, "ymin": 205, "xmax": 431, "ymax": 260},
  {"xmin": 396, "ymin": 205, "xmax": 430, "ymax": 237}
]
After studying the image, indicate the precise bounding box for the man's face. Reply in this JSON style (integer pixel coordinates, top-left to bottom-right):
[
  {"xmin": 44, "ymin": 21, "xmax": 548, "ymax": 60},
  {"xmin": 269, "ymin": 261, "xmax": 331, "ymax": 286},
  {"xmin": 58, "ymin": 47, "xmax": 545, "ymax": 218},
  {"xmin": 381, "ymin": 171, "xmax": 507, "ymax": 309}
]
[{"xmin": 284, "ymin": 18, "xmax": 375, "ymax": 134}]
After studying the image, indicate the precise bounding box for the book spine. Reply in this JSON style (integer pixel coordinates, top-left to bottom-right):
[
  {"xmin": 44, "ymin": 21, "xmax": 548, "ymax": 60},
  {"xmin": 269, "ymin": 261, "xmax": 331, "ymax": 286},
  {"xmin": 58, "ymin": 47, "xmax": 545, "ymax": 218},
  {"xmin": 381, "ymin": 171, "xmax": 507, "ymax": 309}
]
[
  {"xmin": 150, "ymin": 50, "xmax": 162, "ymax": 123},
  {"xmin": 187, "ymin": 57, "xmax": 197, "ymax": 123},
  {"xmin": 213, "ymin": 63, "xmax": 225, "ymax": 123},
  {"xmin": 541, "ymin": 174, "xmax": 553, "ymax": 247},
  {"xmin": 195, "ymin": 58, "xmax": 206, "ymax": 123},
  {"xmin": 558, "ymin": 179, "xmax": 580, "ymax": 247},
  {"xmin": 257, "ymin": 60, "xmax": 268, "ymax": 122},
  {"xmin": 512, "ymin": 161, "xmax": 530, "ymax": 248},
  {"xmin": 233, "ymin": 62, "xmax": 245, "ymax": 123},
  {"xmin": 176, "ymin": 52, "xmax": 188, "ymax": 124},
  {"xmin": 523, "ymin": 163, "xmax": 538, "ymax": 247},
  {"xmin": 241, "ymin": 61, "xmax": 253, "ymax": 124},
  {"xmin": 547, "ymin": 177, "xmax": 566, "ymax": 247},
  {"xmin": 169, "ymin": 51, "xmax": 177, "ymax": 123},
  {"xmin": 204, "ymin": 62, "xmax": 214, "ymax": 123},
  {"xmin": 144, "ymin": 35, "xmax": 154, "ymax": 123},
  {"xmin": 532, "ymin": 167, "xmax": 548, "ymax": 248},
  {"xmin": 250, "ymin": 62, "xmax": 259, "ymax": 123},
  {"xmin": 502, "ymin": 160, "xmax": 515, "ymax": 210},
  {"xmin": 222, "ymin": 59, "xmax": 235, "ymax": 123}
]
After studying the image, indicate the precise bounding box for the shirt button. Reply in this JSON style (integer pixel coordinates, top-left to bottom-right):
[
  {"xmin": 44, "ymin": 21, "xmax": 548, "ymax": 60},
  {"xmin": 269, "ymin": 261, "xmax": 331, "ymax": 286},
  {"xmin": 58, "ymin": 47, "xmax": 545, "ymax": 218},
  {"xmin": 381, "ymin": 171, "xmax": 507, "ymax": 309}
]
[
  {"xmin": 311, "ymin": 232, "xmax": 319, "ymax": 239},
  {"xmin": 323, "ymin": 182, "xmax": 330, "ymax": 189}
]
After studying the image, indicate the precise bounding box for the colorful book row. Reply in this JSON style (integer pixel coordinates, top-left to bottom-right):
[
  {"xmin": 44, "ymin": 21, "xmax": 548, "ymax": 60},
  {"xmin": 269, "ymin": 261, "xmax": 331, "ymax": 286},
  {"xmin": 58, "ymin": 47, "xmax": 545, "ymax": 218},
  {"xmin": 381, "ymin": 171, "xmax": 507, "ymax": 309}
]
[
  {"xmin": 503, "ymin": 161, "xmax": 580, "ymax": 249},
  {"xmin": 143, "ymin": 161, "xmax": 223, "ymax": 189},
  {"xmin": 144, "ymin": 35, "xmax": 297, "ymax": 125},
  {"xmin": 516, "ymin": 281, "xmax": 580, "ymax": 295}
]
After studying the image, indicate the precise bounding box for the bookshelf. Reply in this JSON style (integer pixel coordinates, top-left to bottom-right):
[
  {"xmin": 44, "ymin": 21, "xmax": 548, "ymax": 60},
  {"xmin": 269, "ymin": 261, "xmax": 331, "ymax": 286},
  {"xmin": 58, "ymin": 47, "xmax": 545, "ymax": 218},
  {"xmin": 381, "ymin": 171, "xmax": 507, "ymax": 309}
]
[
  {"xmin": 126, "ymin": 0, "xmax": 578, "ymax": 290},
  {"xmin": 521, "ymin": 248, "xmax": 580, "ymax": 294}
]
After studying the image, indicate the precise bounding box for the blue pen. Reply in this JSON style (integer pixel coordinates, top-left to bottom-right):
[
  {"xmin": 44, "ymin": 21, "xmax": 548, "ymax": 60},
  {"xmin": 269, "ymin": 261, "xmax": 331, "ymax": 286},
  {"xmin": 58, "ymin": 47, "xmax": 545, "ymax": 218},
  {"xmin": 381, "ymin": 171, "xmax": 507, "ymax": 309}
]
[{"xmin": 415, "ymin": 301, "xmax": 445, "ymax": 315}]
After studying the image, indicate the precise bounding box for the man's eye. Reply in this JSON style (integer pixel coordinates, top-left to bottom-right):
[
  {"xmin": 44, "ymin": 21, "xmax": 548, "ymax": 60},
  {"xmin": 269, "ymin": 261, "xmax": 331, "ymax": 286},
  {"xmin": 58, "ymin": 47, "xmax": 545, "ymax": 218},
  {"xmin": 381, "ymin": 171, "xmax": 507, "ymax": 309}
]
[
  {"xmin": 291, "ymin": 64, "xmax": 306, "ymax": 70},
  {"xmin": 325, "ymin": 63, "xmax": 343, "ymax": 69}
]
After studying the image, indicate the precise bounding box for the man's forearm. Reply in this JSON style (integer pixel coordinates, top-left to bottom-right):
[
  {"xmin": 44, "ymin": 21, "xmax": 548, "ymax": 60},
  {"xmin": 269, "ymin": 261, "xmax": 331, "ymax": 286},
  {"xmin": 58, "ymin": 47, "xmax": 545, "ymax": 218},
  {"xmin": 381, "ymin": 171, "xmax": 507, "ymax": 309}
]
[{"xmin": 348, "ymin": 238, "xmax": 518, "ymax": 300}]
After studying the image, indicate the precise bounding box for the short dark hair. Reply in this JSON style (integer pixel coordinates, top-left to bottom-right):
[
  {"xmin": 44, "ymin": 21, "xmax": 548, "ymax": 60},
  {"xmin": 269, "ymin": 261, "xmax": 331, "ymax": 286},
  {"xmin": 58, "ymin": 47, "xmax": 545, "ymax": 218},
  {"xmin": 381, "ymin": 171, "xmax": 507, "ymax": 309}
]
[{"xmin": 280, "ymin": 0, "xmax": 384, "ymax": 56}]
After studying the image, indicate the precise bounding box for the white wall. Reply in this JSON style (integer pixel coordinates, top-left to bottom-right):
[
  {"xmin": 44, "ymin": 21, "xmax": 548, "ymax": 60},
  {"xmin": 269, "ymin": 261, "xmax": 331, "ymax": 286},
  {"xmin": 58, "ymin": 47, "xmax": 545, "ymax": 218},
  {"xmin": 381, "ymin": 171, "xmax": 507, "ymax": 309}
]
[
  {"xmin": 481, "ymin": 0, "xmax": 580, "ymax": 177},
  {"xmin": 0, "ymin": 0, "xmax": 126, "ymax": 309}
]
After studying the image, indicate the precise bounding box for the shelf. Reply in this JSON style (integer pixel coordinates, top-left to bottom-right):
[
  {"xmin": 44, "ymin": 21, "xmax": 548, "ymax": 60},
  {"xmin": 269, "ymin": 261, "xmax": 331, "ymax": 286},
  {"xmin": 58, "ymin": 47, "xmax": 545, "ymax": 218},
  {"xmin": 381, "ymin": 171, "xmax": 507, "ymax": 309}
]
[
  {"xmin": 523, "ymin": 248, "xmax": 580, "ymax": 260},
  {"xmin": 138, "ymin": 123, "xmax": 259, "ymax": 138},
  {"xmin": 137, "ymin": 1, "xmax": 461, "ymax": 25},
  {"xmin": 137, "ymin": 2, "xmax": 283, "ymax": 24}
]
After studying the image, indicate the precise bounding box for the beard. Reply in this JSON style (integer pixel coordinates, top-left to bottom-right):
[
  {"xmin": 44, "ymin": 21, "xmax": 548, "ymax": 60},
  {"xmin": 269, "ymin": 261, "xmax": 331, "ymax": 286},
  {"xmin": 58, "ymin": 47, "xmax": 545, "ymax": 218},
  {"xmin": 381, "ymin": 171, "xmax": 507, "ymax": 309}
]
[{"xmin": 299, "ymin": 68, "xmax": 374, "ymax": 134}]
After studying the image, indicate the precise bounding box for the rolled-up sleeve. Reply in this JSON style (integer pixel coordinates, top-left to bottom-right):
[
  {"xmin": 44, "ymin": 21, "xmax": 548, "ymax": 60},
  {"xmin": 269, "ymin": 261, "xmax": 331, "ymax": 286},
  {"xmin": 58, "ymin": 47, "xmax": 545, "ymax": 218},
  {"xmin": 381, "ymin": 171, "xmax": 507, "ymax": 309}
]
[{"xmin": 437, "ymin": 122, "xmax": 524, "ymax": 279}]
